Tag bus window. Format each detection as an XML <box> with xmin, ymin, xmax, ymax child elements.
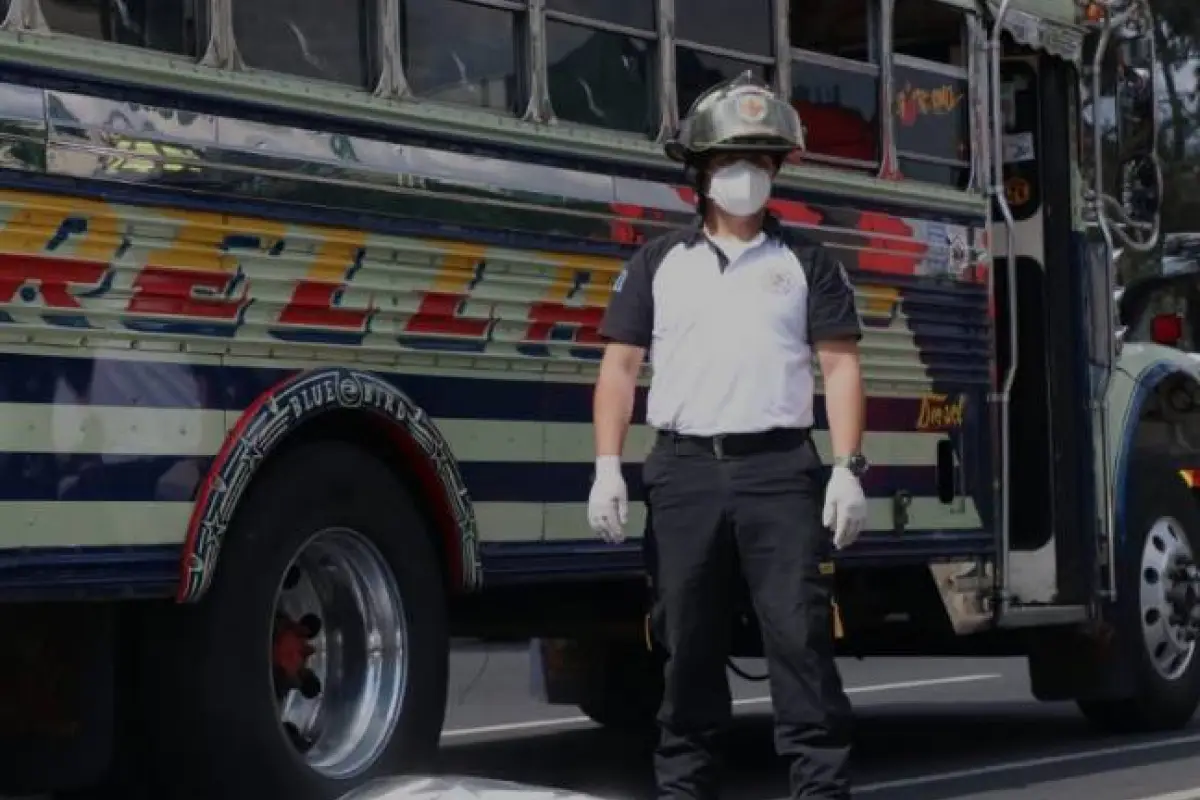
<box><xmin>676</xmin><ymin>0</ymin><xmax>773</xmax><ymax>114</ymax></box>
<box><xmin>401</xmin><ymin>0</ymin><xmax>522</xmax><ymax>114</ymax></box>
<box><xmin>788</xmin><ymin>0</ymin><xmax>879</xmax><ymax>169</ymax></box>
<box><xmin>234</xmin><ymin>0</ymin><xmax>375</xmax><ymax>89</ymax></box>
<box><xmin>546</xmin><ymin>1</ymin><xmax>657</xmax><ymax>135</ymax></box>
<box><xmin>891</xmin><ymin>0</ymin><xmax>970</xmax><ymax>188</ymax></box>
<box><xmin>40</xmin><ymin>0</ymin><xmax>199</xmax><ymax>58</ymax></box>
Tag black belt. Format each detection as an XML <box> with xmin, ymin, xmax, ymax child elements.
<box><xmin>656</xmin><ymin>427</ymin><xmax>810</xmax><ymax>458</ymax></box>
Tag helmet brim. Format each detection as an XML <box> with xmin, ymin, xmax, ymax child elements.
<box><xmin>665</xmin><ymin>135</ymin><xmax>799</xmax><ymax>164</ymax></box>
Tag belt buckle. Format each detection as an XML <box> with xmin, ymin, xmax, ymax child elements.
<box><xmin>712</xmin><ymin>434</ymin><xmax>726</xmax><ymax>460</ymax></box>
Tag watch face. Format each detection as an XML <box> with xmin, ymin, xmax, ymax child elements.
<box><xmin>845</xmin><ymin>454</ymin><xmax>869</xmax><ymax>474</ymax></box>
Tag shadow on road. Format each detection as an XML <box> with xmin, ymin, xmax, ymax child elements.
<box><xmin>436</xmin><ymin>702</ymin><xmax>1200</xmax><ymax>800</ymax></box>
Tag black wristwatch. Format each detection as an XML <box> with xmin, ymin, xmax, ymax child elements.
<box><xmin>833</xmin><ymin>453</ymin><xmax>869</xmax><ymax>477</ymax></box>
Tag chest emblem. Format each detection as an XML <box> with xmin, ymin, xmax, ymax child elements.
<box><xmin>762</xmin><ymin>268</ymin><xmax>798</xmax><ymax>296</ymax></box>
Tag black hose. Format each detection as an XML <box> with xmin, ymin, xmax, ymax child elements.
<box><xmin>726</xmin><ymin>657</ymin><xmax>769</xmax><ymax>681</ymax></box>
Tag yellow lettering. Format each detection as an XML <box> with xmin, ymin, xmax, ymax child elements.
<box><xmin>917</xmin><ymin>393</ymin><xmax>966</xmax><ymax>430</ymax></box>
<box><xmin>894</xmin><ymin>83</ymin><xmax>964</xmax><ymax>123</ymax></box>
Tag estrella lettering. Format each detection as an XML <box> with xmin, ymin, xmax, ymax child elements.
<box><xmin>397</xmin><ymin>292</ymin><xmax>492</xmax><ymax>353</ymax></box>
<box><xmin>0</xmin><ymin>253</ymin><xmax>111</xmax><ymax>328</ymax></box>
<box><xmin>917</xmin><ymin>393</ymin><xmax>966</xmax><ymax>431</ymax></box>
<box><xmin>275</xmin><ymin>280</ymin><xmax>374</xmax><ymax>340</ymax></box>
<box><xmin>895</xmin><ymin>83</ymin><xmax>963</xmax><ymax>127</ymax></box>
<box><xmin>517</xmin><ymin>302</ymin><xmax>604</xmax><ymax>359</ymax></box>
<box><xmin>124</xmin><ymin>265</ymin><xmax>251</xmax><ymax>337</ymax></box>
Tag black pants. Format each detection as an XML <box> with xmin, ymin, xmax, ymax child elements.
<box><xmin>642</xmin><ymin>430</ymin><xmax>853</xmax><ymax>800</ymax></box>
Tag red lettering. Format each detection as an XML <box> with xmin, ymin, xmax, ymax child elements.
<box><xmin>525</xmin><ymin>302</ymin><xmax>603</xmax><ymax>344</ymax></box>
<box><xmin>0</xmin><ymin>254</ymin><xmax>108</xmax><ymax>309</ymax></box>
<box><xmin>403</xmin><ymin>292</ymin><xmax>490</xmax><ymax>338</ymax></box>
<box><xmin>857</xmin><ymin>212</ymin><xmax>927</xmax><ymax>275</ymax></box>
<box><xmin>609</xmin><ymin>203</ymin><xmax>646</xmax><ymax>245</ymax></box>
<box><xmin>126</xmin><ymin>266</ymin><xmax>247</xmax><ymax>319</ymax></box>
<box><xmin>277</xmin><ymin>281</ymin><xmax>372</xmax><ymax>331</ymax></box>
<box><xmin>765</xmin><ymin>198</ymin><xmax>823</xmax><ymax>226</ymax></box>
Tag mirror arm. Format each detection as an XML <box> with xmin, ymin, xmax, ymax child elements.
<box><xmin>1090</xmin><ymin>0</ymin><xmax>1162</xmax><ymax>254</ymax></box>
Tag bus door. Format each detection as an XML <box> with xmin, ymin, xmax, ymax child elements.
<box><xmin>991</xmin><ymin>43</ymin><xmax>1095</xmax><ymax>617</ymax></box>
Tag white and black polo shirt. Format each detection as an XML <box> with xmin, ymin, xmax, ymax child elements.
<box><xmin>599</xmin><ymin>216</ymin><xmax>861</xmax><ymax>437</ymax></box>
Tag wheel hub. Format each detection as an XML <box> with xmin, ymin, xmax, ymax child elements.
<box><xmin>1140</xmin><ymin>517</ymin><xmax>1199</xmax><ymax>680</ymax></box>
<box><xmin>270</xmin><ymin>528</ymin><xmax>408</xmax><ymax>779</ymax></box>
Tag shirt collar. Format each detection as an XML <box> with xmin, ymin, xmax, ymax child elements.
<box><xmin>684</xmin><ymin>212</ymin><xmax>785</xmax><ymax>246</ymax></box>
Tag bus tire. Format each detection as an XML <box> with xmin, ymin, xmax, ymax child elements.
<box><xmin>1077</xmin><ymin>461</ymin><xmax>1200</xmax><ymax>733</ymax></box>
<box><xmin>148</xmin><ymin>440</ymin><xmax>449</xmax><ymax>799</ymax></box>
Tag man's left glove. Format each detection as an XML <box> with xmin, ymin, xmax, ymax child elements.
<box><xmin>822</xmin><ymin>465</ymin><xmax>868</xmax><ymax>550</ymax></box>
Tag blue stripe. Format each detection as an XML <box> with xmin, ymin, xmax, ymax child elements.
<box><xmin>479</xmin><ymin>532</ymin><xmax>995</xmax><ymax>585</ymax></box>
<box><xmin>0</xmin><ymin>544</ymin><xmax>177</xmax><ymax>599</ymax></box>
<box><xmin>0</xmin><ymin>454</ymin><xmax>937</xmax><ymax>504</ymax></box>
<box><xmin>0</xmin><ymin>352</ymin><xmax>927</xmax><ymax>429</ymax></box>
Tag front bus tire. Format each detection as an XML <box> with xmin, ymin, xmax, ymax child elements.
<box><xmin>145</xmin><ymin>440</ymin><xmax>449</xmax><ymax>800</ymax></box>
<box><xmin>1077</xmin><ymin>461</ymin><xmax>1200</xmax><ymax>733</ymax></box>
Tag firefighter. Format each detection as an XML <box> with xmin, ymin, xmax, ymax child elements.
<box><xmin>587</xmin><ymin>72</ymin><xmax>869</xmax><ymax>799</ymax></box>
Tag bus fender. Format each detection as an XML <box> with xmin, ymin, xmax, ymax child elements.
<box><xmin>175</xmin><ymin>366</ymin><xmax>481</xmax><ymax>603</ymax></box>
<box><xmin>1109</xmin><ymin>347</ymin><xmax>1200</xmax><ymax>547</ymax></box>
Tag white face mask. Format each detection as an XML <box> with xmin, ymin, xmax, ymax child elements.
<box><xmin>706</xmin><ymin>161</ymin><xmax>773</xmax><ymax>217</ymax></box>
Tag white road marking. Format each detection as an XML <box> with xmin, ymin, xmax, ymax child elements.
<box><xmin>856</xmin><ymin>730</ymin><xmax>1200</xmax><ymax>793</ymax></box>
<box><xmin>1123</xmin><ymin>790</ymin><xmax>1200</xmax><ymax>800</ymax></box>
<box><xmin>441</xmin><ymin>672</ymin><xmax>1001</xmax><ymax>739</ymax></box>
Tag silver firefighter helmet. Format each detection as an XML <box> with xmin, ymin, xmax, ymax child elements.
<box><xmin>665</xmin><ymin>71</ymin><xmax>805</xmax><ymax>163</ymax></box>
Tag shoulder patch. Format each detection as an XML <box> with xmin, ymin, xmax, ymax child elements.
<box><xmin>613</xmin><ymin>268</ymin><xmax>628</xmax><ymax>293</ymax></box>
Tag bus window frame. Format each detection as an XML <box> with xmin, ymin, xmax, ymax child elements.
<box><xmin>887</xmin><ymin>7</ymin><xmax>973</xmax><ymax>188</ymax></box>
<box><xmin>542</xmin><ymin>5</ymin><xmax>659</xmax><ymax>135</ymax></box>
<box><xmin>18</xmin><ymin>0</ymin><xmax>990</xmax><ymax>197</ymax></box>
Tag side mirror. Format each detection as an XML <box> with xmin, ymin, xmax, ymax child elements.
<box><xmin>1100</xmin><ymin>153</ymin><xmax>1162</xmax><ymax>251</ymax></box>
<box><xmin>1120</xmin><ymin>155</ymin><xmax>1159</xmax><ymax>223</ymax></box>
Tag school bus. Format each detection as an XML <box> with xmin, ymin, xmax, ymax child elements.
<box><xmin>0</xmin><ymin>0</ymin><xmax>1191</xmax><ymax>798</ymax></box>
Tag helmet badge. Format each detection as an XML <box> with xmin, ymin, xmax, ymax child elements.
<box><xmin>735</xmin><ymin>93</ymin><xmax>769</xmax><ymax>123</ymax></box>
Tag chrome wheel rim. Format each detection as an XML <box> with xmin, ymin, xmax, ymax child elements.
<box><xmin>1140</xmin><ymin>516</ymin><xmax>1199</xmax><ymax>681</ymax></box>
<box><xmin>271</xmin><ymin>527</ymin><xmax>408</xmax><ymax>779</ymax></box>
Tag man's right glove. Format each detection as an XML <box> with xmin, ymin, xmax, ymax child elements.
<box><xmin>587</xmin><ymin>455</ymin><xmax>628</xmax><ymax>544</ymax></box>
<box><xmin>822</xmin><ymin>465</ymin><xmax>868</xmax><ymax>550</ymax></box>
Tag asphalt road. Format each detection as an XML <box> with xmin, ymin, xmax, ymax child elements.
<box><xmin>437</xmin><ymin>645</ymin><xmax>1200</xmax><ymax>800</ymax></box>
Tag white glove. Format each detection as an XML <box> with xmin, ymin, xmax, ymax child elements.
<box><xmin>587</xmin><ymin>455</ymin><xmax>628</xmax><ymax>544</ymax></box>
<box><xmin>823</xmin><ymin>465</ymin><xmax>868</xmax><ymax>550</ymax></box>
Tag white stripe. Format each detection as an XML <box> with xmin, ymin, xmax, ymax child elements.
<box><xmin>0</xmin><ymin>406</ymin><xmax>945</xmax><ymax>471</ymax></box>
<box><xmin>1120</xmin><ymin>791</ymin><xmax>1200</xmax><ymax>800</ymax></box>
<box><xmin>0</xmin><ymin>502</ymin><xmax>190</xmax><ymax>547</ymax></box>
<box><xmin>856</xmin><ymin>730</ymin><xmax>1200</xmax><ymax>794</ymax></box>
<box><xmin>0</xmin><ymin>404</ymin><xmax>225</xmax><ymax>456</ymax></box>
<box><xmin>437</xmin><ymin>420</ymin><xmax>952</xmax><ymax>467</ymax></box>
<box><xmin>441</xmin><ymin>673</ymin><xmax>1000</xmax><ymax>739</ymax></box>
